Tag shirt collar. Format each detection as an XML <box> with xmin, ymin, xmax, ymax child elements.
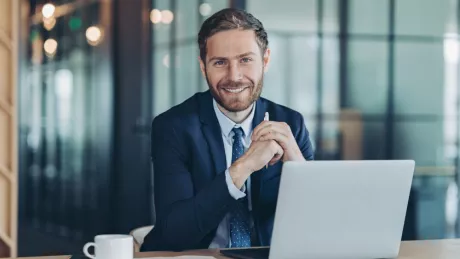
<box><xmin>213</xmin><ymin>99</ymin><xmax>256</xmax><ymax>138</ymax></box>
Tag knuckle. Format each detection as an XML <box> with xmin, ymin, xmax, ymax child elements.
<box><xmin>270</xmin><ymin>141</ymin><xmax>279</xmax><ymax>151</ymax></box>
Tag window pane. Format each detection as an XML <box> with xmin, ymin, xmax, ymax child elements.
<box><xmin>347</xmin><ymin>40</ymin><xmax>388</xmax><ymax>114</ymax></box>
<box><xmin>263</xmin><ymin>34</ymin><xmax>318</xmax><ymax>114</ymax></box>
<box><xmin>176</xmin><ymin>0</ymin><xmax>199</xmax><ymax>41</ymax></box>
<box><xmin>323</xmin><ymin>0</ymin><xmax>339</xmax><ymax>34</ymax></box>
<box><xmin>396</xmin><ymin>0</ymin><xmax>456</xmax><ymax>36</ymax></box>
<box><xmin>290</xmin><ymin>36</ymin><xmax>318</xmax><ymax>115</ymax></box>
<box><xmin>412</xmin><ymin>175</ymin><xmax>452</xmax><ymax>239</ymax></box>
<box><xmin>349</xmin><ymin>0</ymin><xmax>389</xmax><ymax>35</ymax></box>
<box><xmin>394</xmin><ymin>42</ymin><xmax>444</xmax><ymax>115</ymax></box>
<box><xmin>361</xmin><ymin>121</ymin><xmax>386</xmax><ymax>159</ymax></box>
<box><xmin>153</xmin><ymin>48</ymin><xmax>171</xmax><ymax>116</ymax></box>
<box><xmin>247</xmin><ymin>0</ymin><xmax>317</xmax><ymax>32</ymax></box>
<box><xmin>322</xmin><ymin>37</ymin><xmax>339</xmax><ymax>114</ymax></box>
<box><xmin>262</xmin><ymin>34</ymin><xmax>289</xmax><ymax>106</ymax></box>
<box><xmin>152</xmin><ymin>0</ymin><xmax>172</xmax><ymax>46</ymax></box>
<box><xmin>393</xmin><ymin>122</ymin><xmax>444</xmax><ymax>166</ymax></box>
<box><xmin>174</xmin><ymin>44</ymin><xmax>200</xmax><ymax>105</ymax></box>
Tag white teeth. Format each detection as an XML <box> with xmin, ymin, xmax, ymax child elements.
<box><xmin>224</xmin><ymin>88</ymin><xmax>244</xmax><ymax>93</ymax></box>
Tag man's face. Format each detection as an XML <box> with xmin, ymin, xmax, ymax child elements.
<box><xmin>200</xmin><ymin>29</ymin><xmax>270</xmax><ymax>112</ymax></box>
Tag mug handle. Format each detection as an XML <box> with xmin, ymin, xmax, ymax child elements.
<box><xmin>83</xmin><ymin>242</ymin><xmax>96</xmax><ymax>259</ymax></box>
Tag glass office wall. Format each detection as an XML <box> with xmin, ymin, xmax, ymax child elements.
<box><xmin>19</xmin><ymin>0</ymin><xmax>114</xmax><ymax>252</ymax></box>
<box><xmin>151</xmin><ymin>0</ymin><xmax>460</xmax><ymax>239</ymax></box>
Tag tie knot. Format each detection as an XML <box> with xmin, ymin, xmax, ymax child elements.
<box><xmin>232</xmin><ymin>127</ymin><xmax>244</xmax><ymax>138</ymax></box>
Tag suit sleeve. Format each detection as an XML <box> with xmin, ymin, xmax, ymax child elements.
<box><xmin>296</xmin><ymin>113</ymin><xmax>314</xmax><ymax>161</ymax></box>
<box><xmin>141</xmin><ymin>117</ymin><xmax>235</xmax><ymax>251</ymax></box>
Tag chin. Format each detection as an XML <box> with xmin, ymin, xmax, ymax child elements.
<box><xmin>220</xmin><ymin>100</ymin><xmax>254</xmax><ymax>113</ymax></box>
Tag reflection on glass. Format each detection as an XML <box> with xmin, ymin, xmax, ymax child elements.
<box><xmin>55</xmin><ymin>69</ymin><xmax>73</xmax><ymax>135</ymax></box>
<box><xmin>199</xmin><ymin>3</ymin><xmax>212</xmax><ymax>17</ymax></box>
<box><xmin>443</xmin><ymin>35</ymin><xmax>459</xmax><ymax>164</ymax></box>
<box><xmin>43</xmin><ymin>38</ymin><xmax>58</xmax><ymax>57</ymax></box>
<box><xmin>161</xmin><ymin>10</ymin><xmax>174</xmax><ymax>24</ymax></box>
<box><xmin>41</xmin><ymin>3</ymin><xmax>55</xmax><ymax>19</ymax></box>
<box><xmin>21</xmin><ymin>0</ymin><xmax>112</xmax><ymax>243</ymax></box>
<box><xmin>150</xmin><ymin>9</ymin><xmax>162</xmax><ymax>24</ymax></box>
<box><xmin>43</xmin><ymin>17</ymin><xmax>56</xmax><ymax>31</ymax></box>
<box><xmin>86</xmin><ymin>26</ymin><xmax>103</xmax><ymax>46</ymax></box>
<box><xmin>445</xmin><ymin>180</ymin><xmax>458</xmax><ymax>238</ymax></box>
<box><xmin>443</xmin><ymin>34</ymin><xmax>459</xmax><ymax>64</ymax></box>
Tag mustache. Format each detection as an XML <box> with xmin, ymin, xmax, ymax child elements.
<box><xmin>218</xmin><ymin>80</ymin><xmax>253</xmax><ymax>89</ymax></box>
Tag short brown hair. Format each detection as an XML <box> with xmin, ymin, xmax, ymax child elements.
<box><xmin>198</xmin><ymin>8</ymin><xmax>268</xmax><ymax>62</ymax></box>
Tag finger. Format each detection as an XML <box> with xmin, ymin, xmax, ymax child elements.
<box><xmin>252</xmin><ymin>121</ymin><xmax>271</xmax><ymax>141</ymax></box>
<box><xmin>269</xmin><ymin>145</ymin><xmax>284</xmax><ymax>165</ymax></box>
<box><xmin>254</xmin><ymin>125</ymin><xmax>289</xmax><ymax>141</ymax></box>
<box><xmin>258</xmin><ymin>132</ymin><xmax>290</xmax><ymax>148</ymax></box>
<box><xmin>253</xmin><ymin>122</ymin><xmax>290</xmax><ymax>141</ymax></box>
<box><xmin>270</xmin><ymin>140</ymin><xmax>284</xmax><ymax>156</ymax></box>
<box><xmin>253</xmin><ymin>124</ymin><xmax>276</xmax><ymax>141</ymax></box>
<box><xmin>269</xmin><ymin>153</ymin><xmax>283</xmax><ymax>165</ymax></box>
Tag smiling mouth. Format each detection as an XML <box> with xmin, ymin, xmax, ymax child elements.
<box><xmin>223</xmin><ymin>87</ymin><xmax>247</xmax><ymax>93</ymax></box>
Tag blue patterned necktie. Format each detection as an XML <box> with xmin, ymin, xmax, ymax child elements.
<box><xmin>229</xmin><ymin>127</ymin><xmax>252</xmax><ymax>248</ymax></box>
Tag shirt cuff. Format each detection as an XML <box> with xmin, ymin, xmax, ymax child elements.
<box><xmin>224</xmin><ymin>169</ymin><xmax>246</xmax><ymax>200</ymax></box>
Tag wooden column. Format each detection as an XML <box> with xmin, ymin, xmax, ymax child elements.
<box><xmin>0</xmin><ymin>0</ymin><xmax>18</xmax><ymax>257</ymax></box>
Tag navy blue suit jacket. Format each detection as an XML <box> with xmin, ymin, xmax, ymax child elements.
<box><xmin>141</xmin><ymin>91</ymin><xmax>314</xmax><ymax>252</ymax></box>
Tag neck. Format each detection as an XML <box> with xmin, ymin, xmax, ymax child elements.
<box><xmin>217</xmin><ymin>103</ymin><xmax>254</xmax><ymax>124</ymax></box>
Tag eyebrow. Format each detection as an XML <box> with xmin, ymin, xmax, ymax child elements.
<box><xmin>207</xmin><ymin>51</ymin><xmax>257</xmax><ymax>64</ymax></box>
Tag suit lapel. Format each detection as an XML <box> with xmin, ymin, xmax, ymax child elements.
<box><xmin>198</xmin><ymin>91</ymin><xmax>227</xmax><ymax>176</ymax></box>
<box><xmin>252</xmin><ymin>97</ymin><xmax>266</xmax><ymax>130</ymax></box>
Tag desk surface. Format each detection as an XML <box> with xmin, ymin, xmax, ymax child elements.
<box><xmin>8</xmin><ymin>239</ymin><xmax>460</xmax><ymax>259</ymax></box>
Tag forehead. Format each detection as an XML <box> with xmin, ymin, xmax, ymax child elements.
<box><xmin>206</xmin><ymin>29</ymin><xmax>261</xmax><ymax>59</ymax></box>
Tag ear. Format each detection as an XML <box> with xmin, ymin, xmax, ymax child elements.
<box><xmin>199</xmin><ymin>57</ymin><xmax>206</xmax><ymax>78</ymax></box>
<box><xmin>263</xmin><ymin>48</ymin><xmax>271</xmax><ymax>73</ymax></box>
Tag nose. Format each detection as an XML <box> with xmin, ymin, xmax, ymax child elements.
<box><xmin>228</xmin><ymin>62</ymin><xmax>243</xmax><ymax>81</ymax></box>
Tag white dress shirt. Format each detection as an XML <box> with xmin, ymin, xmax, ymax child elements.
<box><xmin>208</xmin><ymin>99</ymin><xmax>255</xmax><ymax>248</ymax></box>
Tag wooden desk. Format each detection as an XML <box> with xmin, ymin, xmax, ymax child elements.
<box><xmin>6</xmin><ymin>239</ymin><xmax>460</xmax><ymax>259</ymax></box>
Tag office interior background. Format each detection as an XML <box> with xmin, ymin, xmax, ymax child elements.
<box><xmin>1</xmin><ymin>0</ymin><xmax>460</xmax><ymax>257</ymax></box>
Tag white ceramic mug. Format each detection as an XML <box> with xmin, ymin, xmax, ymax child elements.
<box><xmin>83</xmin><ymin>234</ymin><xmax>133</xmax><ymax>259</ymax></box>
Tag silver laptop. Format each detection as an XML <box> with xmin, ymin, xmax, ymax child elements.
<box><xmin>270</xmin><ymin>160</ymin><xmax>415</xmax><ymax>259</ymax></box>
<box><xmin>221</xmin><ymin>160</ymin><xmax>415</xmax><ymax>259</ymax></box>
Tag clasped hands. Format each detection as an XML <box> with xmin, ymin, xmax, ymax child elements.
<box><xmin>229</xmin><ymin>121</ymin><xmax>305</xmax><ymax>188</ymax></box>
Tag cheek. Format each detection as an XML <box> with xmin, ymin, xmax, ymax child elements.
<box><xmin>206</xmin><ymin>69</ymin><xmax>226</xmax><ymax>87</ymax></box>
<box><xmin>242</xmin><ymin>66</ymin><xmax>262</xmax><ymax>82</ymax></box>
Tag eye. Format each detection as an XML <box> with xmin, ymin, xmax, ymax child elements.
<box><xmin>214</xmin><ymin>60</ymin><xmax>226</xmax><ymax>66</ymax></box>
<box><xmin>241</xmin><ymin>57</ymin><xmax>252</xmax><ymax>63</ymax></box>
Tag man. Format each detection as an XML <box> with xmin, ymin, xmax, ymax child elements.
<box><xmin>142</xmin><ymin>8</ymin><xmax>314</xmax><ymax>252</ymax></box>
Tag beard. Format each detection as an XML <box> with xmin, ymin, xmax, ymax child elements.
<box><xmin>206</xmin><ymin>71</ymin><xmax>264</xmax><ymax>113</ymax></box>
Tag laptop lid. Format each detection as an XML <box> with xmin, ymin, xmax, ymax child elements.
<box><xmin>269</xmin><ymin>160</ymin><xmax>415</xmax><ymax>259</ymax></box>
